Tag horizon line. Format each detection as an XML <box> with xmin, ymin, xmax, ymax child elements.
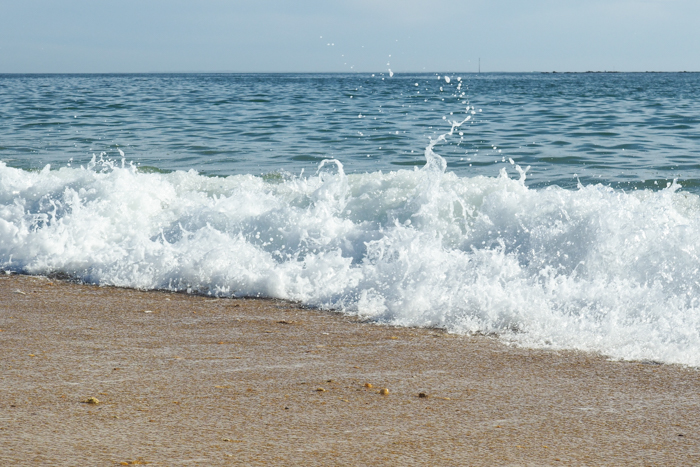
<box><xmin>1</xmin><ymin>70</ymin><xmax>699</xmax><ymax>75</ymax></box>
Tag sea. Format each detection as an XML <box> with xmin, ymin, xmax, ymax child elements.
<box><xmin>2</xmin><ymin>72</ymin><xmax>700</xmax><ymax>366</ymax></box>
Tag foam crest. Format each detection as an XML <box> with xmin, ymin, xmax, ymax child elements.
<box><xmin>2</xmin><ymin>158</ymin><xmax>700</xmax><ymax>366</ymax></box>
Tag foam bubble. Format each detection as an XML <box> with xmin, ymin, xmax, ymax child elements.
<box><xmin>2</xmin><ymin>155</ymin><xmax>700</xmax><ymax>366</ymax></box>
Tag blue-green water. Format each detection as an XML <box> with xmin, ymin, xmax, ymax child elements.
<box><xmin>2</xmin><ymin>72</ymin><xmax>699</xmax><ymax>190</ymax></box>
<box><xmin>2</xmin><ymin>73</ymin><xmax>700</xmax><ymax>366</ymax></box>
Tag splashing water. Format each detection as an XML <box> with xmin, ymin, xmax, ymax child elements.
<box><xmin>2</xmin><ymin>73</ymin><xmax>700</xmax><ymax>366</ymax></box>
<box><xmin>2</xmin><ymin>131</ymin><xmax>700</xmax><ymax>366</ymax></box>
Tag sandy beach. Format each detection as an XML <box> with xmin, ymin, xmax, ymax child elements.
<box><xmin>1</xmin><ymin>273</ymin><xmax>699</xmax><ymax>466</ymax></box>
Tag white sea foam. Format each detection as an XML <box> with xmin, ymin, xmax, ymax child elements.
<box><xmin>2</xmin><ymin>153</ymin><xmax>700</xmax><ymax>366</ymax></box>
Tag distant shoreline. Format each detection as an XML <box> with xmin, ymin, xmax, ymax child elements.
<box><xmin>1</xmin><ymin>71</ymin><xmax>699</xmax><ymax>76</ymax></box>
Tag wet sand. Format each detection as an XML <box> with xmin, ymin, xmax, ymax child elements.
<box><xmin>1</xmin><ymin>274</ymin><xmax>699</xmax><ymax>466</ymax></box>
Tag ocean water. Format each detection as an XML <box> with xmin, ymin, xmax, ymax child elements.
<box><xmin>2</xmin><ymin>73</ymin><xmax>700</xmax><ymax>366</ymax></box>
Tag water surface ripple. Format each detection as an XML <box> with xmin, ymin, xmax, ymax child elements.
<box><xmin>2</xmin><ymin>72</ymin><xmax>699</xmax><ymax>191</ymax></box>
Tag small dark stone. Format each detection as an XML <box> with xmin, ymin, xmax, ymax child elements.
<box><xmin>418</xmin><ymin>392</ymin><xmax>428</xmax><ymax>398</ymax></box>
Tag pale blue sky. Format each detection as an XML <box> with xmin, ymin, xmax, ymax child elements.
<box><xmin>1</xmin><ymin>0</ymin><xmax>698</xmax><ymax>73</ymax></box>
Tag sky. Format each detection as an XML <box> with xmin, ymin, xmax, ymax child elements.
<box><xmin>1</xmin><ymin>0</ymin><xmax>699</xmax><ymax>73</ymax></box>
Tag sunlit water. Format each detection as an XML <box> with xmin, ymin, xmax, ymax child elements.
<box><xmin>2</xmin><ymin>73</ymin><xmax>700</xmax><ymax>366</ymax></box>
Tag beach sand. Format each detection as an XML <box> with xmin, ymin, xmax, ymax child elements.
<box><xmin>1</xmin><ymin>274</ymin><xmax>699</xmax><ymax>466</ymax></box>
